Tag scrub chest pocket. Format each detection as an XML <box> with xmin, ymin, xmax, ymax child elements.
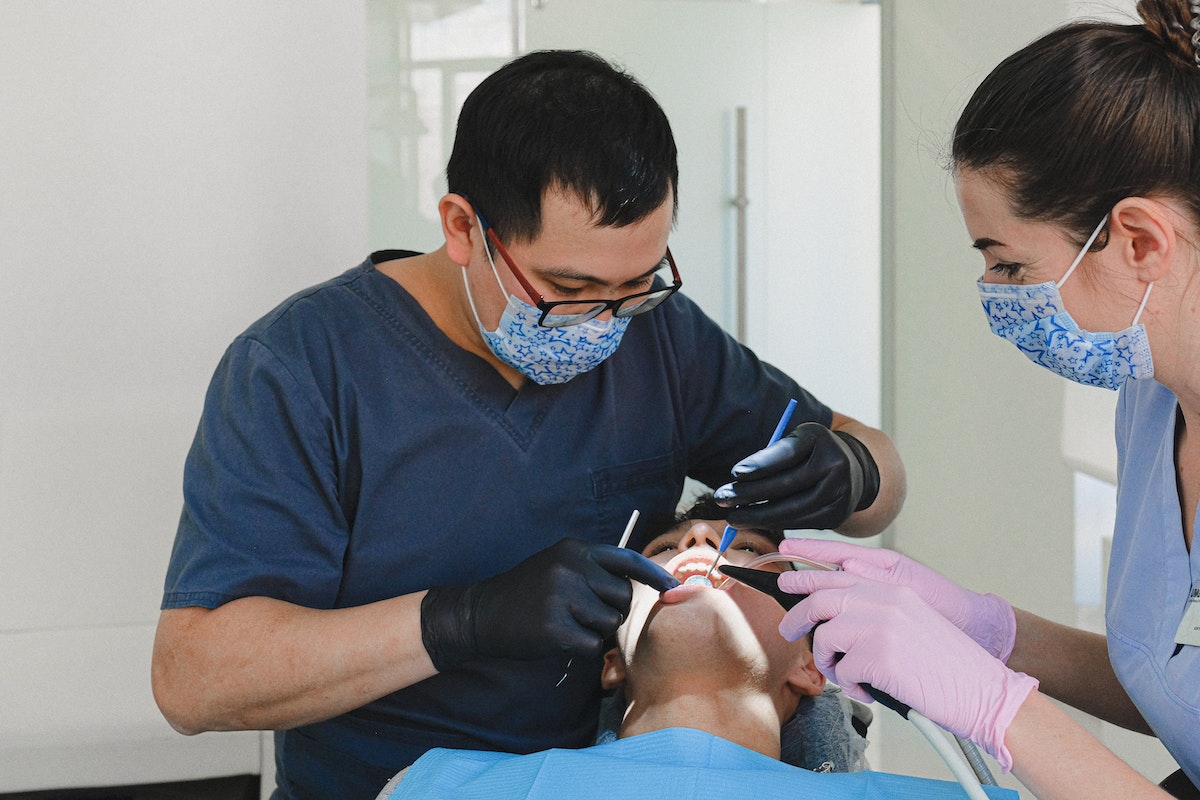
<box><xmin>591</xmin><ymin>450</ymin><xmax>684</xmax><ymax>544</ymax></box>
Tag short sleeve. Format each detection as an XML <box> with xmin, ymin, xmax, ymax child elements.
<box><xmin>162</xmin><ymin>336</ymin><xmax>349</xmax><ymax>610</ymax></box>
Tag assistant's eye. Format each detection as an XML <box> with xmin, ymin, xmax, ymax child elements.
<box><xmin>989</xmin><ymin>262</ymin><xmax>1021</xmax><ymax>278</ymax></box>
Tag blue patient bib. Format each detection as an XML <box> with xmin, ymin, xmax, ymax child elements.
<box><xmin>380</xmin><ymin>728</ymin><xmax>1017</xmax><ymax>800</ymax></box>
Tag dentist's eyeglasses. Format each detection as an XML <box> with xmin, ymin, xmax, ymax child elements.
<box><xmin>479</xmin><ymin>217</ymin><xmax>682</xmax><ymax>329</ymax></box>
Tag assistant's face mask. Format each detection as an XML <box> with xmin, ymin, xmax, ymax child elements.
<box><xmin>977</xmin><ymin>215</ymin><xmax>1154</xmax><ymax>390</ymax></box>
<box><xmin>461</xmin><ymin>219</ymin><xmax>629</xmax><ymax>385</ymax></box>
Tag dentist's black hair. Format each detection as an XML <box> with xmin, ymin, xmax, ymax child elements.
<box><xmin>952</xmin><ymin>0</ymin><xmax>1200</xmax><ymax>247</ymax></box>
<box><xmin>446</xmin><ymin>49</ymin><xmax>678</xmax><ymax>243</ymax></box>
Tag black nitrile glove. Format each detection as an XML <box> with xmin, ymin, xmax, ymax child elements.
<box><xmin>713</xmin><ymin>422</ymin><xmax>880</xmax><ymax>530</ymax></box>
<box><xmin>420</xmin><ymin>537</ymin><xmax>679</xmax><ymax>672</ymax></box>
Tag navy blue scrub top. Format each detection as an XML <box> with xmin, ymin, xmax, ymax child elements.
<box><xmin>163</xmin><ymin>251</ymin><xmax>831</xmax><ymax>799</ymax></box>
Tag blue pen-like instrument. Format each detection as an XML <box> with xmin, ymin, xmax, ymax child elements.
<box><xmin>699</xmin><ymin>398</ymin><xmax>798</xmax><ymax>583</ymax></box>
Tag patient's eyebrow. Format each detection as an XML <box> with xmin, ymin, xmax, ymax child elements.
<box><xmin>972</xmin><ymin>237</ymin><xmax>1004</xmax><ymax>251</ymax></box>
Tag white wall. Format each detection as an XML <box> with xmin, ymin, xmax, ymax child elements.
<box><xmin>759</xmin><ymin>2</ymin><xmax>881</xmax><ymax>427</ymax></box>
<box><xmin>0</xmin><ymin>2</ymin><xmax>368</xmax><ymax>792</ymax></box>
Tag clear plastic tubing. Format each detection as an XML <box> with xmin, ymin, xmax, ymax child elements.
<box><xmin>717</xmin><ymin>552</ymin><xmax>840</xmax><ymax>590</ymax></box>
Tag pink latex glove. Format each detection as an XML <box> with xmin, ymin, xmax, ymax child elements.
<box><xmin>778</xmin><ymin>569</ymin><xmax>1038</xmax><ymax>772</ymax></box>
<box><xmin>779</xmin><ymin>538</ymin><xmax>1017</xmax><ymax>661</ymax></box>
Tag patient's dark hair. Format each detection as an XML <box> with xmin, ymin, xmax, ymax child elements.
<box><xmin>674</xmin><ymin>492</ymin><xmax>786</xmax><ymax>548</ymax></box>
<box><xmin>446</xmin><ymin>49</ymin><xmax>678</xmax><ymax>243</ymax></box>
<box><xmin>952</xmin><ymin>0</ymin><xmax>1200</xmax><ymax>247</ymax></box>
<box><xmin>627</xmin><ymin>492</ymin><xmax>786</xmax><ymax>554</ymax></box>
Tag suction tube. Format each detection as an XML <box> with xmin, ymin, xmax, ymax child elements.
<box><xmin>715</xmin><ymin>551</ymin><xmax>839</xmax><ymax>588</ymax></box>
<box><xmin>910</xmin><ymin>711</ymin><xmax>993</xmax><ymax>800</ymax></box>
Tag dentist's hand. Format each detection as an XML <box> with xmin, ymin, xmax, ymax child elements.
<box><xmin>714</xmin><ymin>423</ymin><xmax>880</xmax><ymax>531</ymax></box>
<box><xmin>778</xmin><ymin>539</ymin><xmax>1016</xmax><ymax>661</ymax></box>
<box><xmin>778</xmin><ymin>570</ymin><xmax>1038</xmax><ymax>772</ymax></box>
<box><xmin>420</xmin><ymin>538</ymin><xmax>679</xmax><ymax>670</ymax></box>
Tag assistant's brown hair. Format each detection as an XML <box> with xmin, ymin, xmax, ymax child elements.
<box><xmin>952</xmin><ymin>0</ymin><xmax>1200</xmax><ymax>247</ymax></box>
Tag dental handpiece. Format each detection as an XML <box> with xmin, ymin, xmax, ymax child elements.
<box><xmin>700</xmin><ymin>398</ymin><xmax>798</xmax><ymax>584</ymax></box>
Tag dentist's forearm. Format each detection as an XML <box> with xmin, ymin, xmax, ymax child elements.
<box><xmin>151</xmin><ymin>592</ymin><xmax>436</xmax><ymax>733</ymax></box>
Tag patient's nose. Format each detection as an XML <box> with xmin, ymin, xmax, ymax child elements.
<box><xmin>678</xmin><ymin>521</ymin><xmax>722</xmax><ymax>551</ymax></box>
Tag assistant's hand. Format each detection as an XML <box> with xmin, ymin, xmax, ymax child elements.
<box><xmin>778</xmin><ymin>539</ymin><xmax>1016</xmax><ymax>661</ymax></box>
<box><xmin>713</xmin><ymin>422</ymin><xmax>880</xmax><ymax>530</ymax></box>
<box><xmin>420</xmin><ymin>538</ymin><xmax>679</xmax><ymax>671</ymax></box>
<box><xmin>777</xmin><ymin>570</ymin><xmax>1038</xmax><ymax>771</ymax></box>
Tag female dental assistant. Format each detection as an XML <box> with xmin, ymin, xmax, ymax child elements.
<box><xmin>773</xmin><ymin>2</ymin><xmax>1200</xmax><ymax>800</ymax></box>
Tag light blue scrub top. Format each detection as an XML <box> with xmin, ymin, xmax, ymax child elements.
<box><xmin>377</xmin><ymin>728</ymin><xmax>1017</xmax><ymax>800</ymax></box>
<box><xmin>1109</xmin><ymin>378</ymin><xmax>1200</xmax><ymax>785</ymax></box>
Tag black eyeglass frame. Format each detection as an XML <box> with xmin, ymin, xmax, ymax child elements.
<box><xmin>477</xmin><ymin>214</ymin><xmax>682</xmax><ymax>328</ymax></box>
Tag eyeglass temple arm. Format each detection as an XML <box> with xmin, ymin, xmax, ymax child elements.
<box><xmin>664</xmin><ymin>248</ymin><xmax>682</xmax><ymax>286</ymax></box>
<box><xmin>479</xmin><ymin>213</ymin><xmax>682</xmax><ymax>307</ymax></box>
<box><xmin>481</xmin><ymin>225</ymin><xmax>544</xmax><ymax>304</ymax></box>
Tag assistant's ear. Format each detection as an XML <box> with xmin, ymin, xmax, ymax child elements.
<box><xmin>439</xmin><ymin>193</ymin><xmax>481</xmax><ymax>267</ymax></box>
<box><xmin>1109</xmin><ymin>198</ymin><xmax>1178</xmax><ymax>284</ymax></box>
<box><xmin>601</xmin><ymin>647</ymin><xmax>627</xmax><ymax>691</ymax></box>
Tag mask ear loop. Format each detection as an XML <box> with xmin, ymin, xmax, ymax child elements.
<box><xmin>1056</xmin><ymin>214</ymin><xmax>1155</xmax><ymax>327</ymax></box>
<box><xmin>1056</xmin><ymin>215</ymin><xmax>1110</xmax><ymax>289</ymax></box>
<box><xmin>476</xmin><ymin>215</ymin><xmax>510</xmax><ymax>294</ymax></box>
<box><xmin>460</xmin><ymin>265</ymin><xmax>490</xmax><ymax>333</ymax></box>
<box><xmin>1131</xmin><ymin>282</ymin><xmax>1154</xmax><ymax>327</ymax></box>
<box><xmin>460</xmin><ymin>215</ymin><xmax>515</xmax><ymax>335</ymax></box>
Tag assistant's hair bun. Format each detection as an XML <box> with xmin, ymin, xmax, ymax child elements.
<box><xmin>1138</xmin><ymin>0</ymin><xmax>1200</xmax><ymax>69</ymax></box>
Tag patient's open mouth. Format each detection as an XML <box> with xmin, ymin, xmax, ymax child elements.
<box><xmin>671</xmin><ymin>557</ymin><xmax>727</xmax><ymax>589</ymax></box>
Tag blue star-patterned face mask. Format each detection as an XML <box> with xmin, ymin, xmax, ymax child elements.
<box><xmin>461</xmin><ymin>221</ymin><xmax>630</xmax><ymax>385</ymax></box>
<box><xmin>977</xmin><ymin>216</ymin><xmax>1154</xmax><ymax>390</ymax></box>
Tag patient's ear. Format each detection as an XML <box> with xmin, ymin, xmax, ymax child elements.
<box><xmin>785</xmin><ymin>648</ymin><xmax>826</xmax><ymax>698</ymax></box>
<box><xmin>601</xmin><ymin>647</ymin><xmax>627</xmax><ymax>690</ymax></box>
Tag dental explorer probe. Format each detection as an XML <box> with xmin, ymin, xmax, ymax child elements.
<box><xmin>616</xmin><ymin>509</ymin><xmax>640</xmax><ymax>550</ymax></box>
<box><xmin>700</xmin><ymin>398</ymin><xmax>798</xmax><ymax>584</ymax></box>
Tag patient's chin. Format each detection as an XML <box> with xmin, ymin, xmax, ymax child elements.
<box><xmin>633</xmin><ymin>590</ymin><xmax>773</xmax><ymax>673</ymax></box>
